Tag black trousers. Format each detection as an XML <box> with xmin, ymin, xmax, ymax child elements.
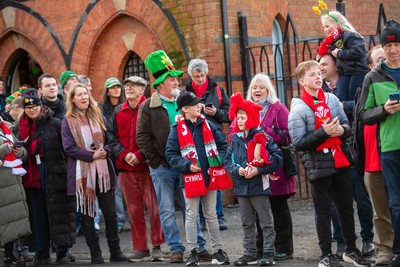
<box><xmin>311</xmin><ymin>168</ymin><xmax>357</xmax><ymax>257</ymax></box>
<box><xmin>81</xmin><ymin>187</ymin><xmax>118</xmax><ymax>245</ymax></box>
<box><xmin>270</xmin><ymin>195</ymin><xmax>294</xmax><ymax>255</ymax></box>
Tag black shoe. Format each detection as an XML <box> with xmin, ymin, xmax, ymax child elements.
<box><xmin>259</xmin><ymin>253</ymin><xmax>275</xmax><ymax>266</ymax></box>
<box><xmin>56</xmin><ymin>251</ymin><xmax>68</xmax><ymax>264</ymax></box>
<box><xmin>219</xmin><ymin>218</ymin><xmax>228</xmax><ymax>231</ymax></box>
<box><xmin>391</xmin><ymin>254</ymin><xmax>400</xmax><ymax>267</ymax></box>
<box><xmin>335</xmin><ymin>243</ymin><xmax>346</xmax><ymax>259</ymax></box>
<box><xmin>212</xmin><ymin>249</ymin><xmax>230</xmax><ymax>265</ymax></box>
<box><xmin>198</xmin><ymin>249</ymin><xmax>213</xmax><ymax>262</ymax></box>
<box><xmin>4</xmin><ymin>257</ymin><xmax>26</xmax><ymax>267</ymax></box>
<box><xmin>319</xmin><ymin>254</ymin><xmax>343</xmax><ymax>267</ymax></box>
<box><xmin>110</xmin><ymin>251</ymin><xmax>129</xmax><ymax>262</ymax></box>
<box><xmin>234</xmin><ymin>255</ymin><xmax>258</xmax><ymax>266</ymax></box>
<box><xmin>186</xmin><ymin>249</ymin><xmax>199</xmax><ymax>266</ymax></box>
<box><xmin>274</xmin><ymin>252</ymin><xmax>293</xmax><ymax>261</ymax></box>
<box><xmin>343</xmin><ymin>249</ymin><xmax>371</xmax><ymax>266</ymax></box>
<box><xmin>361</xmin><ymin>241</ymin><xmax>375</xmax><ymax>257</ymax></box>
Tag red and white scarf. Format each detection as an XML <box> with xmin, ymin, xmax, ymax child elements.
<box><xmin>301</xmin><ymin>89</ymin><xmax>350</xmax><ymax>168</ymax></box>
<box><xmin>0</xmin><ymin>121</ymin><xmax>26</xmax><ymax>176</ymax></box>
<box><xmin>177</xmin><ymin>115</ymin><xmax>231</xmax><ymax>197</ymax></box>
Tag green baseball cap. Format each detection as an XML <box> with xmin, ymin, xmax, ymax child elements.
<box><xmin>104</xmin><ymin>77</ymin><xmax>121</xmax><ymax>89</ymax></box>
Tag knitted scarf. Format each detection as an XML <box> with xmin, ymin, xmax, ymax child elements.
<box><xmin>177</xmin><ymin>115</ymin><xmax>231</xmax><ymax>197</ymax></box>
<box><xmin>66</xmin><ymin>115</ymin><xmax>110</xmax><ymax>217</ymax></box>
<box><xmin>18</xmin><ymin>115</ymin><xmax>42</xmax><ymax>188</ymax></box>
<box><xmin>301</xmin><ymin>89</ymin><xmax>350</xmax><ymax>168</ymax></box>
<box><xmin>191</xmin><ymin>77</ymin><xmax>209</xmax><ymax>98</ymax></box>
<box><xmin>0</xmin><ymin>121</ymin><xmax>26</xmax><ymax>176</ymax></box>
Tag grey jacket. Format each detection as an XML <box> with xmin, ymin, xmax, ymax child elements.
<box><xmin>288</xmin><ymin>93</ymin><xmax>351</xmax><ymax>182</ymax></box>
<box><xmin>0</xmin><ymin>126</ymin><xmax>31</xmax><ymax>244</ymax></box>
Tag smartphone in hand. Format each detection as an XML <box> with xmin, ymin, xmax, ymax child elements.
<box><xmin>389</xmin><ymin>92</ymin><xmax>400</xmax><ymax>102</ymax></box>
<box><xmin>205</xmin><ymin>103</ymin><xmax>213</xmax><ymax>108</ymax></box>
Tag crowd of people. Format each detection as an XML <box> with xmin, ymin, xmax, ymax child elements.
<box><xmin>0</xmin><ymin>7</ymin><xmax>399</xmax><ymax>267</ymax></box>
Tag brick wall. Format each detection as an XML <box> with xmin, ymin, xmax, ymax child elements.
<box><xmin>0</xmin><ymin>0</ymin><xmax>398</xmax><ymax>201</ymax></box>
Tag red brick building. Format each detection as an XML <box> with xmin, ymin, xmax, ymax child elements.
<box><xmin>0</xmin><ymin>0</ymin><xmax>398</xmax><ymax>199</ymax></box>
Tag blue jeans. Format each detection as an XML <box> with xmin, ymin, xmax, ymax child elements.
<box><xmin>380</xmin><ymin>150</ymin><xmax>400</xmax><ymax>254</ymax></box>
<box><xmin>332</xmin><ymin>168</ymin><xmax>373</xmax><ymax>244</ymax></box>
<box><xmin>336</xmin><ymin>73</ymin><xmax>366</xmax><ymax>102</ymax></box>
<box><xmin>149</xmin><ymin>165</ymin><xmax>206</xmax><ymax>253</ymax></box>
<box><xmin>114</xmin><ymin>176</ymin><xmax>126</xmax><ymax>226</ymax></box>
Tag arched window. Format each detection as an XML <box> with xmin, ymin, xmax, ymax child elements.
<box><xmin>123</xmin><ymin>52</ymin><xmax>149</xmax><ymax>83</ymax></box>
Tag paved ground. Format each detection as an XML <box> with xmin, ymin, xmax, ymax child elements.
<box><xmin>1</xmin><ymin>199</ymin><xmax>371</xmax><ymax>266</ymax></box>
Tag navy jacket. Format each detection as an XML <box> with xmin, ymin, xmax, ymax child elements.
<box><xmin>165</xmin><ymin>117</ymin><xmax>227</xmax><ymax>188</ymax></box>
<box><xmin>225</xmin><ymin>128</ymin><xmax>283</xmax><ymax>196</ymax></box>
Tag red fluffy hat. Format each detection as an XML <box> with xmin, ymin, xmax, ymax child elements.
<box><xmin>228</xmin><ymin>93</ymin><xmax>263</xmax><ymax>132</ymax></box>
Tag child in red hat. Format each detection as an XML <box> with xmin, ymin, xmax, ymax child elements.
<box><xmin>225</xmin><ymin>92</ymin><xmax>283</xmax><ymax>266</ymax></box>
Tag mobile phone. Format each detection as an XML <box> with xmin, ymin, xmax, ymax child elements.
<box><xmin>90</xmin><ymin>141</ymin><xmax>100</xmax><ymax>150</ymax></box>
<box><xmin>13</xmin><ymin>141</ymin><xmax>25</xmax><ymax>148</ymax></box>
<box><xmin>205</xmin><ymin>103</ymin><xmax>213</xmax><ymax>108</ymax></box>
<box><xmin>389</xmin><ymin>92</ymin><xmax>400</xmax><ymax>102</ymax></box>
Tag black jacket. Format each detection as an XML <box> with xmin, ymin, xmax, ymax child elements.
<box><xmin>185</xmin><ymin>77</ymin><xmax>230</xmax><ymax>133</ymax></box>
<box><xmin>18</xmin><ymin>109</ymin><xmax>76</xmax><ymax>247</ymax></box>
<box><xmin>331</xmin><ymin>31</ymin><xmax>369</xmax><ymax>75</ymax></box>
<box><xmin>41</xmin><ymin>94</ymin><xmax>66</xmax><ymax>120</ymax></box>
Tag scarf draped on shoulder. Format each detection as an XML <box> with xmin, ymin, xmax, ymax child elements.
<box><xmin>66</xmin><ymin>115</ymin><xmax>110</xmax><ymax>217</ymax></box>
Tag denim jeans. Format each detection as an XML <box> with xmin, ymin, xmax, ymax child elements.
<box><xmin>149</xmin><ymin>166</ymin><xmax>206</xmax><ymax>253</ymax></box>
<box><xmin>332</xmin><ymin>168</ymin><xmax>373</xmax><ymax>244</ymax></box>
<box><xmin>114</xmin><ymin>176</ymin><xmax>126</xmax><ymax>226</ymax></box>
<box><xmin>380</xmin><ymin>150</ymin><xmax>400</xmax><ymax>254</ymax></box>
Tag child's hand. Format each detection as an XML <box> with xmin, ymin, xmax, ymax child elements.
<box><xmin>238</xmin><ymin>167</ymin><xmax>246</xmax><ymax>176</ymax></box>
<box><xmin>331</xmin><ymin>48</ymin><xmax>341</xmax><ymax>58</ymax></box>
<box><xmin>244</xmin><ymin>165</ymin><xmax>259</xmax><ymax>179</ymax></box>
<box><xmin>190</xmin><ymin>164</ymin><xmax>201</xmax><ymax>173</ymax></box>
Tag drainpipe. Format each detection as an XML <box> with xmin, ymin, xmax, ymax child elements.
<box><xmin>336</xmin><ymin>0</ymin><xmax>345</xmax><ymax>16</ymax></box>
<box><xmin>221</xmin><ymin>0</ymin><xmax>232</xmax><ymax>96</ymax></box>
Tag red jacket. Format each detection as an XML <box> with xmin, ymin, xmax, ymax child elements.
<box><xmin>107</xmin><ymin>96</ymin><xmax>147</xmax><ymax>171</ymax></box>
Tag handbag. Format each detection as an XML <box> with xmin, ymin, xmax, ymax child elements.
<box><xmin>273</xmin><ymin>126</ymin><xmax>299</xmax><ymax>177</ymax></box>
<box><xmin>341</xmin><ymin>138</ymin><xmax>357</xmax><ymax>167</ymax></box>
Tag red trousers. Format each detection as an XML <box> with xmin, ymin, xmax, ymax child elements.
<box><xmin>119</xmin><ymin>170</ymin><xmax>165</xmax><ymax>251</ymax></box>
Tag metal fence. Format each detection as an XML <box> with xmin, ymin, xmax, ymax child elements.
<box><xmin>238</xmin><ymin>4</ymin><xmax>387</xmax><ymax>198</ymax></box>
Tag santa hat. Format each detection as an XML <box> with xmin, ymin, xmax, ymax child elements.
<box><xmin>228</xmin><ymin>93</ymin><xmax>263</xmax><ymax>132</ymax></box>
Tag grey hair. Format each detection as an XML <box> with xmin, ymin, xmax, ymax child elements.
<box><xmin>246</xmin><ymin>73</ymin><xmax>279</xmax><ymax>104</ymax></box>
<box><xmin>78</xmin><ymin>75</ymin><xmax>91</xmax><ymax>86</ymax></box>
<box><xmin>188</xmin><ymin>59</ymin><xmax>209</xmax><ymax>78</ymax></box>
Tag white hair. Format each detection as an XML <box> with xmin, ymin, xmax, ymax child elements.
<box><xmin>246</xmin><ymin>73</ymin><xmax>279</xmax><ymax>104</ymax></box>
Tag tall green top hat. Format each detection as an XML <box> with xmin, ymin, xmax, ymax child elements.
<box><xmin>145</xmin><ymin>50</ymin><xmax>184</xmax><ymax>89</ymax></box>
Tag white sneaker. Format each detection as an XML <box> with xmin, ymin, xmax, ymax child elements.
<box><xmin>94</xmin><ymin>223</ymin><xmax>100</xmax><ymax>231</ymax></box>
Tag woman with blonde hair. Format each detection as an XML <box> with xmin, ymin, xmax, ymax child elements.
<box><xmin>230</xmin><ymin>73</ymin><xmax>296</xmax><ymax>261</ymax></box>
<box><xmin>61</xmin><ymin>83</ymin><xmax>128</xmax><ymax>264</ymax></box>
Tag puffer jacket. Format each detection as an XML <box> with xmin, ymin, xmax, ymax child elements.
<box><xmin>330</xmin><ymin>31</ymin><xmax>369</xmax><ymax>75</ymax></box>
<box><xmin>165</xmin><ymin>117</ymin><xmax>227</xmax><ymax>188</ymax></box>
<box><xmin>0</xmin><ymin>126</ymin><xmax>30</xmax><ymax>244</ymax></box>
<box><xmin>288</xmin><ymin>93</ymin><xmax>351</xmax><ymax>182</ymax></box>
<box><xmin>136</xmin><ymin>92</ymin><xmax>173</xmax><ymax>169</ymax></box>
<box><xmin>225</xmin><ymin>128</ymin><xmax>283</xmax><ymax>196</ymax></box>
<box><xmin>185</xmin><ymin>77</ymin><xmax>230</xmax><ymax>133</ymax></box>
<box><xmin>17</xmin><ymin>109</ymin><xmax>76</xmax><ymax>246</ymax></box>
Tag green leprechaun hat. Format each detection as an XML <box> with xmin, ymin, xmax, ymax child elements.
<box><xmin>144</xmin><ymin>50</ymin><xmax>184</xmax><ymax>89</ymax></box>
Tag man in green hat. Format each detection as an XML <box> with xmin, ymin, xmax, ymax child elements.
<box><xmin>136</xmin><ymin>50</ymin><xmax>211</xmax><ymax>264</ymax></box>
<box><xmin>59</xmin><ymin>70</ymin><xmax>78</xmax><ymax>96</ymax></box>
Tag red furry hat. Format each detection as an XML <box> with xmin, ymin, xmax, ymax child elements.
<box><xmin>228</xmin><ymin>93</ymin><xmax>263</xmax><ymax>132</ymax></box>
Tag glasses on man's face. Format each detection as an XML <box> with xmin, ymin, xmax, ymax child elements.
<box><xmin>24</xmin><ymin>105</ymin><xmax>40</xmax><ymax>112</ymax></box>
<box><xmin>124</xmin><ymin>84</ymin><xmax>144</xmax><ymax>90</ymax></box>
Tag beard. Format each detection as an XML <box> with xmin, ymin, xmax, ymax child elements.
<box><xmin>171</xmin><ymin>88</ymin><xmax>181</xmax><ymax>97</ymax></box>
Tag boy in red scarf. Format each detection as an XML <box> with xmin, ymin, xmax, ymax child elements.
<box><xmin>288</xmin><ymin>60</ymin><xmax>370</xmax><ymax>267</ymax></box>
<box><xmin>165</xmin><ymin>92</ymin><xmax>230</xmax><ymax>266</ymax></box>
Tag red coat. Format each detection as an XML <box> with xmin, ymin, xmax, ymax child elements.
<box><xmin>107</xmin><ymin>96</ymin><xmax>148</xmax><ymax>171</ymax></box>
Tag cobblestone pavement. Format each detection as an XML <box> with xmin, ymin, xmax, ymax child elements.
<box><xmin>1</xmin><ymin>199</ymin><xmax>372</xmax><ymax>266</ymax></box>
